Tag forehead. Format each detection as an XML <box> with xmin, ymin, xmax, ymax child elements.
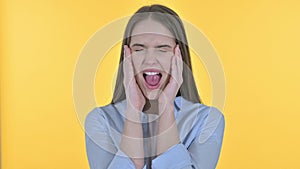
<box><xmin>131</xmin><ymin>19</ymin><xmax>174</xmax><ymax>37</ymax></box>
<box><xmin>130</xmin><ymin>19</ymin><xmax>175</xmax><ymax>46</ymax></box>
<box><xmin>130</xmin><ymin>34</ymin><xmax>175</xmax><ymax>47</ymax></box>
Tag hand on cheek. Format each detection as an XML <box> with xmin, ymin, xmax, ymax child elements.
<box><xmin>121</xmin><ymin>46</ymin><xmax>145</xmax><ymax>166</ymax></box>
<box><xmin>123</xmin><ymin>45</ymin><xmax>146</xmax><ymax>113</ymax></box>
<box><xmin>156</xmin><ymin>45</ymin><xmax>182</xmax><ymax>154</ymax></box>
<box><xmin>158</xmin><ymin>45</ymin><xmax>183</xmax><ymax>112</ymax></box>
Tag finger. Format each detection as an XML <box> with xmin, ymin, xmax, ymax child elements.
<box><xmin>174</xmin><ymin>44</ymin><xmax>180</xmax><ymax>56</ymax></box>
<box><xmin>124</xmin><ymin>45</ymin><xmax>131</xmax><ymax>58</ymax></box>
<box><xmin>123</xmin><ymin>45</ymin><xmax>134</xmax><ymax>83</ymax></box>
<box><xmin>175</xmin><ymin>45</ymin><xmax>183</xmax><ymax>70</ymax></box>
<box><xmin>173</xmin><ymin>45</ymin><xmax>183</xmax><ymax>85</ymax></box>
<box><xmin>170</xmin><ymin>51</ymin><xmax>178</xmax><ymax>84</ymax></box>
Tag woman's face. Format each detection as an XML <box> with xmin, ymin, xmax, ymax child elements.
<box><xmin>129</xmin><ymin>19</ymin><xmax>176</xmax><ymax>100</ymax></box>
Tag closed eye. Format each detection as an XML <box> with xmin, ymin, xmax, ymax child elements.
<box><xmin>156</xmin><ymin>45</ymin><xmax>172</xmax><ymax>52</ymax></box>
<box><xmin>130</xmin><ymin>44</ymin><xmax>145</xmax><ymax>52</ymax></box>
<box><xmin>159</xmin><ymin>49</ymin><xmax>167</xmax><ymax>52</ymax></box>
<box><xmin>134</xmin><ymin>48</ymin><xmax>144</xmax><ymax>52</ymax></box>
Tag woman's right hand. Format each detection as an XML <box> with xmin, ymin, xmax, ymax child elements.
<box><xmin>123</xmin><ymin>45</ymin><xmax>145</xmax><ymax>113</ymax></box>
<box><xmin>122</xmin><ymin>47</ymin><xmax>145</xmax><ymax>167</ymax></box>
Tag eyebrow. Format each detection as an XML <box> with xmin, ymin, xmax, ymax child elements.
<box><xmin>130</xmin><ymin>43</ymin><xmax>146</xmax><ymax>48</ymax></box>
<box><xmin>130</xmin><ymin>43</ymin><xmax>172</xmax><ymax>48</ymax></box>
<box><xmin>155</xmin><ymin>44</ymin><xmax>172</xmax><ymax>49</ymax></box>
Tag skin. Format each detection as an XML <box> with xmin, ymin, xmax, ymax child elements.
<box><xmin>130</xmin><ymin>33</ymin><xmax>174</xmax><ymax>101</ymax></box>
<box><xmin>120</xmin><ymin>19</ymin><xmax>183</xmax><ymax>169</ymax></box>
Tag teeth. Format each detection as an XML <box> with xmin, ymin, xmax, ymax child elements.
<box><xmin>144</xmin><ymin>72</ymin><xmax>159</xmax><ymax>75</ymax></box>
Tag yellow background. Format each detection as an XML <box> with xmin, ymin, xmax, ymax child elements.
<box><xmin>1</xmin><ymin>0</ymin><xmax>300</xmax><ymax>168</ymax></box>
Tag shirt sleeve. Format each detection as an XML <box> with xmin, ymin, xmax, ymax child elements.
<box><xmin>189</xmin><ymin>109</ymin><xmax>225</xmax><ymax>169</ymax></box>
<box><xmin>85</xmin><ymin>108</ymin><xmax>136</xmax><ymax>169</ymax></box>
<box><xmin>152</xmin><ymin>144</ymin><xmax>193</xmax><ymax>169</ymax></box>
<box><xmin>151</xmin><ymin>107</ymin><xmax>225</xmax><ymax>169</ymax></box>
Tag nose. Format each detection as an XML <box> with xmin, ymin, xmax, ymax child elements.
<box><xmin>143</xmin><ymin>48</ymin><xmax>158</xmax><ymax>65</ymax></box>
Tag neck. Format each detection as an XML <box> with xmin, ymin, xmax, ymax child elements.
<box><xmin>143</xmin><ymin>99</ymin><xmax>159</xmax><ymax>115</ymax></box>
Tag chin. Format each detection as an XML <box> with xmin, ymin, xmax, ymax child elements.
<box><xmin>145</xmin><ymin>89</ymin><xmax>161</xmax><ymax>100</ymax></box>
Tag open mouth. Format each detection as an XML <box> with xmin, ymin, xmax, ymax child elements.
<box><xmin>143</xmin><ymin>72</ymin><xmax>162</xmax><ymax>88</ymax></box>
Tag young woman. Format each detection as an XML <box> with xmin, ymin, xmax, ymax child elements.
<box><xmin>85</xmin><ymin>4</ymin><xmax>225</xmax><ymax>169</ymax></box>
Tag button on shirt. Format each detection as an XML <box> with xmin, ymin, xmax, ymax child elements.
<box><xmin>85</xmin><ymin>96</ymin><xmax>225</xmax><ymax>169</ymax></box>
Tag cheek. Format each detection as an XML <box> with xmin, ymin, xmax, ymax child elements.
<box><xmin>160</xmin><ymin>57</ymin><xmax>172</xmax><ymax>73</ymax></box>
<box><xmin>131</xmin><ymin>55</ymin><xmax>143</xmax><ymax>74</ymax></box>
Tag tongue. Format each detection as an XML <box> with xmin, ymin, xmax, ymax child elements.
<box><xmin>145</xmin><ymin>75</ymin><xmax>161</xmax><ymax>86</ymax></box>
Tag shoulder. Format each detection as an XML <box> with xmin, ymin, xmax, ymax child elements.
<box><xmin>84</xmin><ymin>104</ymin><xmax>114</xmax><ymax>128</ymax></box>
<box><xmin>85</xmin><ymin>101</ymin><xmax>126</xmax><ymax>131</ymax></box>
<box><xmin>85</xmin><ymin>107</ymin><xmax>104</xmax><ymax>120</ymax></box>
<box><xmin>179</xmin><ymin>97</ymin><xmax>225</xmax><ymax>143</ymax></box>
<box><xmin>84</xmin><ymin>107</ymin><xmax>106</xmax><ymax>131</ymax></box>
<box><xmin>202</xmin><ymin>106</ymin><xmax>224</xmax><ymax>123</ymax></box>
<box><xmin>178</xmin><ymin>97</ymin><xmax>224</xmax><ymax>120</ymax></box>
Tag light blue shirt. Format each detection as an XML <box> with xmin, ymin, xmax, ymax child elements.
<box><xmin>85</xmin><ymin>96</ymin><xmax>225</xmax><ymax>169</ymax></box>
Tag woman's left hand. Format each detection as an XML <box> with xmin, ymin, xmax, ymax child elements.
<box><xmin>156</xmin><ymin>45</ymin><xmax>182</xmax><ymax>154</ymax></box>
<box><xmin>158</xmin><ymin>45</ymin><xmax>183</xmax><ymax>112</ymax></box>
